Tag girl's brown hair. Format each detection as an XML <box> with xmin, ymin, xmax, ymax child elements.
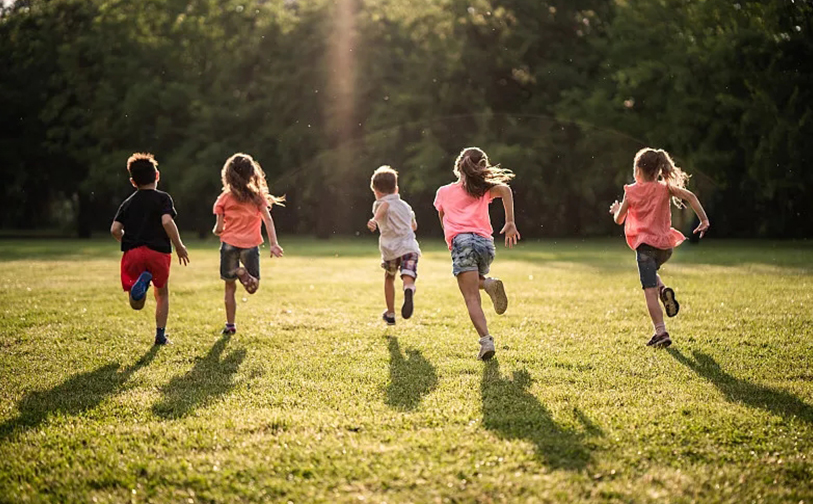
<box><xmin>634</xmin><ymin>148</ymin><xmax>690</xmax><ymax>208</ymax></box>
<box><xmin>221</xmin><ymin>153</ymin><xmax>285</xmax><ymax>207</ymax></box>
<box><xmin>453</xmin><ymin>147</ymin><xmax>515</xmax><ymax>198</ymax></box>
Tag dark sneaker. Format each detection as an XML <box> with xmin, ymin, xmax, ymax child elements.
<box><xmin>131</xmin><ymin>271</ymin><xmax>153</xmax><ymax>301</ymax></box>
<box><xmin>401</xmin><ymin>289</ymin><xmax>414</xmax><ymax>319</ymax></box>
<box><xmin>660</xmin><ymin>287</ymin><xmax>680</xmax><ymax>318</ymax></box>
<box><xmin>382</xmin><ymin>311</ymin><xmax>396</xmax><ymax>326</ymax></box>
<box><xmin>478</xmin><ymin>336</ymin><xmax>496</xmax><ymax>360</ymax></box>
<box><xmin>646</xmin><ymin>332</ymin><xmax>672</xmax><ymax>348</ymax></box>
<box><xmin>221</xmin><ymin>325</ymin><xmax>236</xmax><ymax>335</ymax></box>
<box><xmin>154</xmin><ymin>335</ymin><xmax>171</xmax><ymax>345</ymax></box>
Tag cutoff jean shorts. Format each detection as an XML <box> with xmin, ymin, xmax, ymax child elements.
<box><xmin>636</xmin><ymin>244</ymin><xmax>673</xmax><ymax>289</ymax></box>
<box><xmin>450</xmin><ymin>233</ymin><xmax>495</xmax><ymax>277</ymax></box>
<box><xmin>220</xmin><ymin>242</ymin><xmax>260</xmax><ymax>281</ymax></box>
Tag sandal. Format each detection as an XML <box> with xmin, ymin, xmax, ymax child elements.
<box><xmin>234</xmin><ymin>267</ymin><xmax>259</xmax><ymax>294</ymax></box>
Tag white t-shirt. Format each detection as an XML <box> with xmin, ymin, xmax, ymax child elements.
<box><xmin>373</xmin><ymin>193</ymin><xmax>421</xmax><ymax>261</ymax></box>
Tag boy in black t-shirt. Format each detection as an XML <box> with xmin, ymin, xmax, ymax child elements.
<box><xmin>111</xmin><ymin>153</ymin><xmax>190</xmax><ymax>345</ymax></box>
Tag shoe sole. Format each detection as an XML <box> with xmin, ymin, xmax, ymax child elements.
<box><xmin>661</xmin><ymin>288</ymin><xmax>680</xmax><ymax>317</ymax></box>
<box><xmin>235</xmin><ymin>267</ymin><xmax>259</xmax><ymax>294</ymax></box>
<box><xmin>131</xmin><ymin>272</ymin><xmax>153</xmax><ymax>301</ymax></box>
<box><xmin>401</xmin><ymin>289</ymin><xmax>414</xmax><ymax>319</ymax></box>
<box><xmin>654</xmin><ymin>337</ymin><xmax>672</xmax><ymax>348</ymax></box>
<box><xmin>478</xmin><ymin>349</ymin><xmax>495</xmax><ymax>360</ymax></box>
<box><xmin>485</xmin><ymin>279</ymin><xmax>508</xmax><ymax>315</ymax></box>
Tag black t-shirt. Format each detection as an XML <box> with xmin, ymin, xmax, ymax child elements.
<box><xmin>114</xmin><ymin>189</ymin><xmax>178</xmax><ymax>253</ymax></box>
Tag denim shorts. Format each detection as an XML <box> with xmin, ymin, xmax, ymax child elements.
<box><xmin>220</xmin><ymin>242</ymin><xmax>260</xmax><ymax>281</ymax></box>
<box><xmin>636</xmin><ymin>244</ymin><xmax>673</xmax><ymax>289</ymax></box>
<box><xmin>451</xmin><ymin>233</ymin><xmax>495</xmax><ymax>277</ymax></box>
<box><xmin>382</xmin><ymin>252</ymin><xmax>419</xmax><ymax>278</ymax></box>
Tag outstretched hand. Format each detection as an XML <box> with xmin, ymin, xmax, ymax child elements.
<box><xmin>176</xmin><ymin>245</ymin><xmax>190</xmax><ymax>266</ymax></box>
<box><xmin>270</xmin><ymin>244</ymin><xmax>284</xmax><ymax>258</ymax></box>
<box><xmin>609</xmin><ymin>200</ymin><xmax>621</xmax><ymax>215</ymax></box>
<box><xmin>693</xmin><ymin>220</ymin><xmax>710</xmax><ymax>239</ymax></box>
<box><xmin>367</xmin><ymin>219</ymin><xmax>377</xmax><ymax>232</ymax></box>
<box><xmin>500</xmin><ymin>222</ymin><xmax>521</xmax><ymax>248</ymax></box>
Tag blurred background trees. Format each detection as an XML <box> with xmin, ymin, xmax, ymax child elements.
<box><xmin>1</xmin><ymin>0</ymin><xmax>810</xmax><ymax>239</ymax></box>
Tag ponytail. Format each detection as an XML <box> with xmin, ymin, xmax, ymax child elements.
<box><xmin>453</xmin><ymin>147</ymin><xmax>515</xmax><ymax>198</ymax></box>
<box><xmin>222</xmin><ymin>153</ymin><xmax>285</xmax><ymax>208</ymax></box>
<box><xmin>634</xmin><ymin>148</ymin><xmax>690</xmax><ymax>208</ymax></box>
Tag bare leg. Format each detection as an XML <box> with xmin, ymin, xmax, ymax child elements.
<box><xmin>225</xmin><ymin>280</ymin><xmax>237</xmax><ymax>325</ymax></box>
<box><xmin>457</xmin><ymin>271</ymin><xmax>489</xmax><ymax>337</ymax></box>
<box><xmin>155</xmin><ymin>284</ymin><xmax>169</xmax><ymax>329</ymax></box>
<box><xmin>656</xmin><ymin>273</ymin><xmax>665</xmax><ymax>291</ymax></box>
<box><xmin>402</xmin><ymin>275</ymin><xmax>415</xmax><ymax>290</ymax></box>
<box><xmin>384</xmin><ymin>273</ymin><xmax>395</xmax><ymax>314</ymax></box>
<box><xmin>644</xmin><ymin>287</ymin><xmax>664</xmax><ymax>330</ymax></box>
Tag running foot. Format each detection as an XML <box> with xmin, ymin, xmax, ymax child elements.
<box><xmin>382</xmin><ymin>311</ymin><xmax>396</xmax><ymax>326</ymax></box>
<box><xmin>646</xmin><ymin>332</ymin><xmax>672</xmax><ymax>348</ymax></box>
<box><xmin>478</xmin><ymin>335</ymin><xmax>496</xmax><ymax>361</ymax></box>
<box><xmin>235</xmin><ymin>267</ymin><xmax>259</xmax><ymax>294</ymax></box>
<box><xmin>221</xmin><ymin>325</ymin><xmax>236</xmax><ymax>335</ymax></box>
<box><xmin>131</xmin><ymin>271</ymin><xmax>153</xmax><ymax>301</ymax></box>
<box><xmin>154</xmin><ymin>334</ymin><xmax>171</xmax><ymax>345</ymax></box>
<box><xmin>660</xmin><ymin>287</ymin><xmax>680</xmax><ymax>318</ymax></box>
<box><xmin>401</xmin><ymin>288</ymin><xmax>414</xmax><ymax>319</ymax></box>
<box><xmin>484</xmin><ymin>278</ymin><xmax>508</xmax><ymax>315</ymax></box>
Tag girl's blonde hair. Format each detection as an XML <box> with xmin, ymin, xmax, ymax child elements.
<box><xmin>454</xmin><ymin>147</ymin><xmax>515</xmax><ymax>198</ymax></box>
<box><xmin>221</xmin><ymin>153</ymin><xmax>284</xmax><ymax>207</ymax></box>
<box><xmin>634</xmin><ymin>148</ymin><xmax>690</xmax><ymax>208</ymax></box>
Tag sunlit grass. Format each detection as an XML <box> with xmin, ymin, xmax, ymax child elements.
<box><xmin>1</xmin><ymin>237</ymin><xmax>812</xmax><ymax>502</ymax></box>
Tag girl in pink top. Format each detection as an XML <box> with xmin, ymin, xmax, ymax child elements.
<box><xmin>213</xmin><ymin>153</ymin><xmax>285</xmax><ymax>335</ymax></box>
<box><xmin>434</xmin><ymin>147</ymin><xmax>520</xmax><ymax>361</ymax></box>
<box><xmin>610</xmin><ymin>148</ymin><xmax>710</xmax><ymax>348</ymax></box>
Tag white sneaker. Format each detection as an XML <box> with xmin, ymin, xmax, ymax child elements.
<box><xmin>484</xmin><ymin>278</ymin><xmax>508</xmax><ymax>315</ymax></box>
<box><xmin>478</xmin><ymin>335</ymin><xmax>496</xmax><ymax>361</ymax></box>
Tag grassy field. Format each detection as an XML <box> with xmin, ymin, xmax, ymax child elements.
<box><xmin>1</xmin><ymin>237</ymin><xmax>812</xmax><ymax>503</ymax></box>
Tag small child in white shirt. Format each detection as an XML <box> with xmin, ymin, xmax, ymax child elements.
<box><xmin>367</xmin><ymin>166</ymin><xmax>421</xmax><ymax>325</ymax></box>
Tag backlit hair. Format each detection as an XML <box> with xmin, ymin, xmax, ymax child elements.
<box><xmin>370</xmin><ymin>165</ymin><xmax>398</xmax><ymax>194</ymax></box>
<box><xmin>127</xmin><ymin>152</ymin><xmax>158</xmax><ymax>186</ymax></box>
<box><xmin>454</xmin><ymin>147</ymin><xmax>514</xmax><ymax>198</ymax></box>
<box><xmin>634</xmin><ymin>148</ymin><xmax>690</xmax><ymax>208</ymax></box>
<box><xmin>221</xmin><ymin>153</ymin><xmax>285</xmax><ymax>207</ymax></box>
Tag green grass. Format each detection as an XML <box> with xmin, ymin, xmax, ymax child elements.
<box><xmin>1</xmin><ymin>237</ymin><xmax>812</xmax><ymax>503</ymax></box>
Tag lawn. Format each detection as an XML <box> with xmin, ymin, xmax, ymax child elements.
<box><xmin>0</xmin><ymin>237</ymin><xmax>811</xmax><ymax>503</ymax></box>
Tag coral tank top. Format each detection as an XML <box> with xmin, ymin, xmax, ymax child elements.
<box><xmin>623</xmin><ymin>182</ymin><xmax>685</xmax><ymax>250</ymax></box>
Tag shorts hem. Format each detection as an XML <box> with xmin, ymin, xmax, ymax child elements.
<box><xmin>453</xmin><ymin>266</ymin><xmax>479</xmax><ymax>277</ymax></box>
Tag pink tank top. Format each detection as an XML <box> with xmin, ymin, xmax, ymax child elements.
<box><xmin>623</xmin><ymin>182</ymin><xmax>685</xmax><ymax>250</ymax></box>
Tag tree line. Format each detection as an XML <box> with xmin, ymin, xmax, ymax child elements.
<box><xmin>1</xmin><ymin>0</ymin><xmax>810</xmax><ymax>239</ymax></box>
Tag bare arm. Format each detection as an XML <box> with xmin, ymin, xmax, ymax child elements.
<box><xmin>669</xmin><ymin>186</ymin><xmax>710</xmax><ymax>237</ymax></box>
<box><xmin>111</xmin><ymin>221</ymin><xmax>124</xmax><ymax>242</ymax></box>
<box><xmin>437</xmin><ymin>209</ymin><xmax>445</xmax><ymax>230</ymax></box>
<box><xmin>260</xmin><ymin>206</ymin><xmax>284</xmax><ymax>257</ymax></box>
<box><xmin>161</xmin><ymin>214</ymin><xmax>189</xmax><ymax>265</ymax></box>
<box><xmin>367</xmin><ymin>201</ymin><xmax>389</xmax><ymax>232</ymax></box>
<box><xmin>213</xmin><ymin>214</ymin><xmax>224</xmax><ymax>236</ymax></box>
<box><xmin>609</xmin><ymin>196</ymin><xmax>629</xmax><ymax>225</ymax></box>
<box><xmin>411</xmin><ymin>214</ymin><xmax>418</xmax><ymax>231</ymax></box>
<box><xmin>489</xmin><ymin>184</ymin><xmax>520</xmax><ymax>248</ymax></box>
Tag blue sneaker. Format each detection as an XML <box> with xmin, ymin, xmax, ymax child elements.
<box><xmin>131</xmin><ymin>271</ymin><xmax>153</xmax><ymax>301</ymax></box>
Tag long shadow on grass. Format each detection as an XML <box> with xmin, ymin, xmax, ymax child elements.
<box><xmin>152</xmin><ymin>335</ymin><xmax>246</xmax><ymax>419</ymax></box>
<box><xmin>0</xmin><ymin>346</ymin><xmax>159</xmax><ymax>441</ymax></box>
<box><xmin>385</xmin><ymin>337</ymin><xmax>438</xmax><ymax>410</ymax></box>
<box><xmin>481</xmin><ymin>360</ymin><xmax>598</xmax><ymax>470</ymax></box>
<box><xmin>668</xmin><ymin>349</ymin><xmax>813</xmax><ymax>424</ymax></box>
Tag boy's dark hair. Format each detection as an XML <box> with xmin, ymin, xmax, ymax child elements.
<box><xmin>371</xmin><ymin>165</ymin><xmax>398</xmax><ymax>194</ymax></box>
<box><xmin>127</xmin><ymin>153</ymin><xmax>158</xmax><ymax>187</ymax></box>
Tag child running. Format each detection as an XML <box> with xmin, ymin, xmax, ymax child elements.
<box><xmin>111</xmin><ymin>153</ymin><xmax>190</xmax><ymax>346</ymax></box>
<box><xmin>366</xmin><ymin>166</ymin><xmax>421</xmax><ymax>325</ymax></box>
<box><xmin>433</xmin><ymin>147</ymin><xmax>520</xmax><ymax>361</ymax></box>
<box><xmin>610</xmin><ymin>148</ymin><xmax>710</xmax><ymax>348</ymax></box>
<box><xmin>213</xmin><ymin>153</ymin><xmax>284</xmax><ymax>335</ymax></box>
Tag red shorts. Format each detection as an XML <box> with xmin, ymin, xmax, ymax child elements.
<box><xmin>121</xmin><ymin>246</ymin><xmax>172</xmax><ymax>291</ymax></box>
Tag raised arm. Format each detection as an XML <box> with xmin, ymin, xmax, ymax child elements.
<box><xmin>669</xmin><ymin>186</ymin><xmax>710</xmax><ymax>237</ymax></box>
<box><xmin>609</xmin><ymin>196</ymin><xmax>629</xmax><ymax>225</ymax></box>
<box><xmin>111</xmin><ymin>221</ymin><xmax>124</xmax><ymax>242</ymax></box>
<box><xmin>489</xmin><ymin>184</ymin><xmax>520</xmax><ymax>248</ymax></box>
<box><xmin>260</xmin><ymin>206</ymin><xmax>284</xmax><ymax>257</ymax></box>
<box><xmin>161</xmin><ymin>214</ymin><xmax>189</xmax><ymax>265</ymax></box>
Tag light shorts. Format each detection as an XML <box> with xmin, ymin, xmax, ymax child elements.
<box><xmin>636</xmin><ymin>244</ymin><xmax>673</xmax><ymax>289</ymax></box>
<box><xmin>220</xmin><ymin>242</ymin><xmax>260</xmax><ymax>281</ymax></box>
<box><xmin>382</xmin><ymin>252</ymin><xmax>419</xmax><ymax>278</ymax></box>
<box><xmin>450</xmin><ymin>233</ymin><xmax>495</xmax><ymax>277</ymax></box>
